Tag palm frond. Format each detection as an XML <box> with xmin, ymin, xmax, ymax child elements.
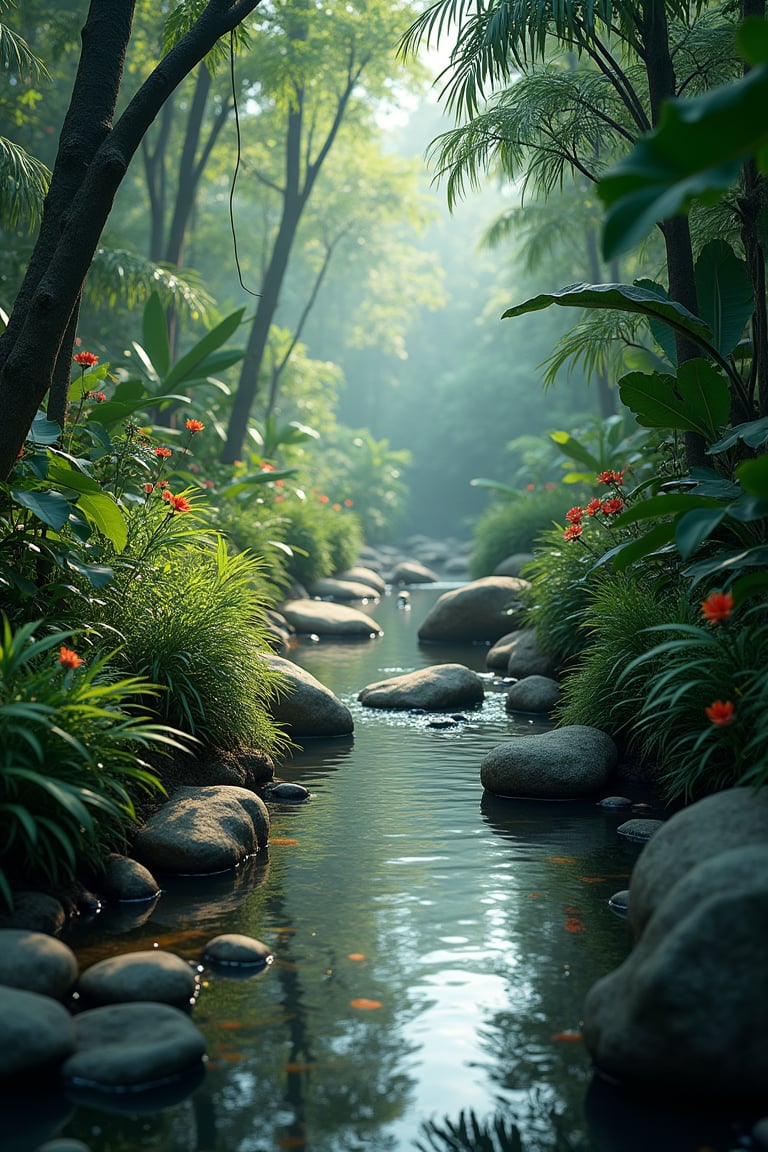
<box><xmin>163</xmin><ymin>0</ymin><xmax>251</xmax><ymax>72</ymax></box>
<box><xmin>0</xmin><ymin>16</ymin><xmax>50</xmax><ymax>80</ymax></box>
<box><xmin>542</xmin><ymin>309</ymin><xmax>650</xmax><ymax>386</ymax></box>
<box><xmin>85</xmin><ymin>248</ymin><xmax>216</xmax><ymax>320</ymax></box>
<box><xmin>0</xmin><ymin>137</ymin><xmax>50</xmax><ymax>232</ymax></box>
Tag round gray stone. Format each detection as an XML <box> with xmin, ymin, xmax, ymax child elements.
<box><xmin>0</xmin><ymin>985</ymin><xmax>75</xmax><ymax>1078</ymax></box>
<box><xmin>505</xmin><ymin>675</ymin><xmax>561</xmax><ymax>713</ymax></box>
<box><xmin>62</xmin><ymin>1002</ymin><xmax>206</xmax><ymax>1089</ymax></box>
<box><xmin>0</xmin><ymin>892</ymin><xmax>66</xmax><ymax>935</ymax></box>
<box><xmin>202</xmin><ymin>933</ymin><xmax>274</xmax><ymax>967</ymax></box>
<box><xmin>0</xmin><ymin>929</ymin><xmax>78</xmax><ymax>999</ymax></box>
<box><xmin>265</xmin><ymin>782</ymin><xmax>310</xmax><ymax>802</ymax></box>
<box><xmin>103</xmin><ymin>855</ymin><xmax>160</xmax><ymax>902</ymax></box>
<box><xmin>133</xmin><ymin>785</ymin><xmax>270</xmax><ymax>874</ymax></box>
<box><xmin>480</xmin><ymin>725</ymin><xmax>617</xmax><ymax>799</ymax></box>
<box><xmin>598</xmin><ymin>796</ymin><xmax>633</xmax><ymax>809</ymax></box>
<box><xmin>418</xmin><ymin>577</ymin><xmax>528</xmax><ymax>643</ymax></box>
<box><xmin>390</xmin><ymin>560</ymin><xmax>439</xmax><ymax>585</ymax></box>
<box><xmin>263</xmin><ymin>653</ymin><xmax>354</xmax><ymax>737</ymax></box>
<box><xmin>306</xmin><ymin>577</ymin><xmax>381</xmax><ymax>602</ymax></box>
<box><xmin>279</xmin><ymin>598</ymin><xmax>383</xmax><ymax>637</ymax></box>
<box><xmin>493</xmin><ymin>552</ymin><xmax>534</xmax><ymax>577</ymax></box>
<box><xmin>505</xmin><ymin>629</ymin><xmax>558</xmax><ymax>679</ymax></box>
<box><xmin>358</xmin><ymin>663</ymin><xmax>484</xmax><ymax>711</ymax></box>
<box><xmin>77</xmin><ymin>950</ymin><xmax>198</xmax><ymax>1007</ymax></box>
<box><xmin>617</xmin><ymin>818</ymin><xmax>664</xmax><ymax>842</ymax></box>
<box><xmin>334</xmin><ymin>566</ymin><xmax>387</xmax><ymax>595</ymax></box>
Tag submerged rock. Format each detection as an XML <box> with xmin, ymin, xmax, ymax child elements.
<box><xmin>358</xmin><ymin>663</ymin><xmax>484</xmax><ymax>711</ymax></box>
<box><xmin>0</xmin><ymin>930</ymin><xmax>78</xmax><ymax>1000</ymax></box>
<box><xmin>263</xmin><ymin>653</ymin><xmax>354</xmax><ymax>738</ymax></box>
<box><xmin>419</xmin><ymin>577</ymin><xmax>529</xmax><ymax>643</ymax></box>
<box><xmin>133</xmin><ymin>785</ymin><xmax>270</xmax><ymax>875</ymax></box>
<box><xmin>0</xmin><ymin>985</ymin><xmax>75</xmax><ymax>1079</ymax></box>
<box><xmin>0</xmin><ymin>891</ymin><xmax>66</xmax><ymax>935</ymax></box>
<box><xmin>280</xmin><ymin>598</ymin><xmax>383</xmax><ymax>637</ymax></box>
<box><xmin>480</xmin><ymin>725</ymin><xmax>617</xmax><ymax>799</ymax></box>
<box><xmin>62</xmin><ymin>1002</ymin><xmax>206</xmax><ymax>1090</ymax></box>
<box><xmin>77</xmin><ymin>950</ymin><xmax>198</xmax><ymax>1007</ymax></box>
<box><xmin>617</xmin><ymin>818</ymin><xmax>664</xmax><ymax>843</ymax></box>
<box><xmin>203</xmin><ymin>933</ymin><xmax>274</xmax><ymax>968</ymax></box>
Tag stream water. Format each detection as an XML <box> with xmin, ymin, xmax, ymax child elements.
<box><xmin>7</xmin><ymin>585</ymin><xmax>754</xmax><ymax>1152</ymax></box>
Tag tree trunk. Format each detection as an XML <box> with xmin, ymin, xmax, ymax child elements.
<box><xmin>0</xmin><ymin>0</ymin><xmax>262</xmax><ymax>480</ymax></box>
<box><xmin>585</xmin><ymin>224</ymin><xmax>617</xmax><ymax>418</ymax></box>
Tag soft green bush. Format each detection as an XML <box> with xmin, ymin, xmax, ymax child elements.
<box><xmin>621</xmin><ymin>597</ymin><xmax>768</xmax><ymax>801</ymax></box>
<box><xmin>556</xmin><ymin>576</ymin><xmax>699</xmax><ymax>743</ymax></box>
<box><xmin>93</xmin><ymin>537</ymin><xmax>289</xmax><ymax>757</ymax></box>
<box><xmin>0</xmin><ymin>618</ymin><xmax>180</xmax><ymax>906</ymax></box>
<box><xmin>324</xmin><ymin>505</ymin><xmax>364</xmax><ymax>575</ymax></box>
<box><xmin>520</xmin><ymin>525</ymin><xmax>602</xmax><ymax>670</ymax></box>
<box><xmin>470</xmin><ymin>486</ymin><xmax>583</xmax><ymax>578</ymax></box>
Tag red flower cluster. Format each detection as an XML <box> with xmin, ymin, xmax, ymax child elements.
<box><xmin>701</xmin><ymin>590</ymin><xmax>733</xmax><ymax>624</ymax></box>
<box><xmin>154</xmin><ymin>446</ymin><xmax>172</xmax><ymax>459</ymax></box>
<box><xmin>59</xmin><ymin>646</ymin><xmax>83</xmax><ymax>669</ymax></box>
<box><xmin>601</xmin><ymin>498</ymin><xmax>625</xmax><ymax>515</ymax></box>
<box><xmin>598</xmin><ymin>470</ymin><xmax>624</xmax><ymax>485</ymax></box>
<box><xmin>74</xmin><ymin>351</ymin><xmax>98</xmax><ymax>368</ymax></box>
<box><xmin>705</xmin><ymin>699</ymin><xmax>735</xmax><ymax>726</ymax></box>
<box><xmin>586</xmin><ymin>498</ymin><xmax>602</xmax><ymax>516</ymax></box>
<box><xmin>565</xmin><ymin>506</ymin><xmax>583</xmax><ymax>524</ymax></box>
<box><xmin>563</xmin><ymin>524</ymin><xmax>582</xmax><ymax>541</ymax></box>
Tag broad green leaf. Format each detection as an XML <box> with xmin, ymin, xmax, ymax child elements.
<box><xmin>76</xmin><ymin>492</ymin><xmax>128</xmax><ymax>551</ymax></box>
<box><xmin>618</xmin><ymin>359</ymin><xmax>729</xmax><ymax>439</ymax></box>
<box><xmin>142</xmin><ymin>292</ymin><xmax>171</xmax><ymax>378</ymax></box>
<box><xmin>86</xmin><ymin>391</ymin><xmax>189</xmax><ymax>427</ymax></box>
<box><xmin>727</xmin><ymin>494</ymin><xmax>768</xmax><ymax>523</ymax></box>
<box><xmin>502</xmin><ymin>283</ymin><xmax>714</xmax><ymax>356</ymax></box>
<box><xmin>732</xmin><ymin>571</ymin><xmax>768</xmax><ymax>606</ymax></box>
<box><xmin>675</xmin><ymin>507</ymin><xmax>727</xmax><ymax>560</ymax></box>
<box><xmin>10</xmin><ymin>488</ymin><xmax>71</xmax><ymax>530</ymax></box>
<box><xmin>675</xmin><ymin>359</ymin><xmax>731</xmax><ymax>439</ymax></box>
<box><xmin>614</xmin><ymin>492</ymin><xmax>725</xmax><ymax>527</ymax></box>
<box><xmin>694</xmin><ymin>241</ymin><xmax>754</xmax><ymax>357</ymax></box>
<box><xmin>27</xmin><ymin>413</ymin><xmax>61</xmax><ymax>445</ymax></box>
<box><xmin>68</xmin><ymin>362</ymin><xmax>109</xmax><ymax>402</ymax></box>
<box><xmin>111</xmin><ymin>378</ymin><xmax>148</xmax><ymax>404</ymax></box>
<box><xmin>179</xmin><ymin>348</ymin><xmax>244</xmax><ymax>382</ymax></box>
<box><xmin>165</xmin><ymin>308</ymin><xmax>245</xmax><ymax>390</ymax></box>
<box><xmin>549</xmin><ymin>431</ymin><xmax>600</xmax><ymax>471</ymax></box>
<box><xmin>219</xmin><ymin>469</ymin><xmax>298</xmax><ymax>498</ymax></box>
<box><xmin>612</xmin><ymin>522</ymin><xmax>677</xmax><ymax>571</ymax></box>
<box><xmin>685</xmin><ymin>547</ymin><xmax>768</xmax><ymax>583</ymax></box>
<box><xmin>736</xmin><ymin>454</ymin><xmax>768</xmax><ymax>498</ymax></box>
<box><xmin>130</xmin><ymin>341</ymin><xmax>160</xmax><ymax>382</ymax></box>
<box><xmin>52</xmin><ymin>551</ymin><xmax>114</xmax><ymax>587</ymax></box>
<box><xmin>635</xmin><ymin>278</ymin><xmax>677</xmax><ymax>366</ymax></box>
<box><xmin>709</xmin><ymin>415</ymin><xmax>768</xmax><ymax>454</ymax></box>
<box><xmin>46</xmin><ymin>458</ymin><xmax>102</xmax><ymax>495</ymax></box>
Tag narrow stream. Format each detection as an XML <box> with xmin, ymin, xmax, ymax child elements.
<box><xmin>11</xmin><ymin>586</ymin><xmax>749</xmax><ymax>1151</ymax></box>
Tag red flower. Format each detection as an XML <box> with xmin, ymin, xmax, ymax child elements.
<box><xmin>143</xmin><ymin>483</ymin><xmax>154</xmax><ymax>493</ymax></box>
<box><xmin>344</xmin><ymin>499</ymin><xmax>353</xmax><ymax>507</ymax></box>
<box><xmin>185</xmin><ymin>419</ymin><xmax>204</xmax><ymax>434</ymax></box>
<box><xmin>201</xmin><ymin>480</ymin><xmax>215</xmax><ymax>490</ymax></box>
<box><xmin>73</xmin><ymin>351</ymin><xmax>98</xmax><ymax>368</ymax></box>
<box><xmin>86</xmin><ymin>390</ymin><xmax>106</xmax><ymax>402</ymax></box>
<box><xmin>701</xmin><ymin>590</ymin><xmax>734</xmax><ymax>624</ymax></box>
<box><xmin>586</xmin><ymin>499</ymin><xmax>602</xmax><ymax>517</ymax></box>
<box><xmin>597</xmin><ymin>469</ymin><xmax>624</xmax><ymax>485</ymax></box>
<box><xmin>158</xmin><ymin>480</ymin><xmax>169</xmax><ymax>489</ymax></box>
<box><xmin>260</xmin><ymin>463</ymin><xmax>275</xmax><ymax>472</ymax></box>
<box><xmin>565</xmin><ymin>506</ymin><xmax>583</xmax><ymax>524</ymax></box>
<box><xmin>601</xmin><ymin>498</ymin><xmax>625</xmax><ymax>515</ymax></box>
<box><xmin>525</xmin><ymin>484</ymin><xmax>535</xmax><ymax>491</ymax></box>
<box><xmin>59</xmin><ymin>646</ymin><xmax>83</xmax><ymax>669</ymax></box>
<box><xmin>705</xmin><ymin>699</ymin><xmax>735</xmax><ymax>726</ymax></box>
<box><xmin>162</xmin><ymin>489</ymin><xmax>172</xmax><ymax>501</ymax></box>
<box><xmin>167</xmin><ymin>494</ymin><xmax>191</xmax><ymax>514</ymax></box>
<box><xmin>155</xmin><ymin>446</ymin><xmax>172</xmax><ymax>459</ymax></box>
<box><xmin>563</xmin><ymin>524</ymin><xmax>582</xmax><ymax>541</ymax></box>
<box><xmin>318</xmin><ymin>494</ymin><xmax>330</xmax><ymax>504</ymax></box>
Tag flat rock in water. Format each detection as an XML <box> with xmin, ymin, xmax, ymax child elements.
<box><xmin>334</xmin><ymin>566</ymin><xmax>387</xmax><ymax>595</ymax></box>
<box><xmin>584</xmin><ymin>845</ymin><xmax>768</xmax><ymax>1103</ymax></box>
<box><xmin>103</xmin><ymin>855</ymin><xmax>160</xmax><ymax>902</ymax></box>
<box><xmin>280</xmin><ymin>598</ymin><xmax>382</xmax><ymax>637</ymax></box>
<box><xmin>77</xmin><ymin>950</ymin><xmax>198</xmax><ymax>1007</ymax></box>
<box><xmin>617</xmin><ymin>818</ymin><xmax>664</xmax><ymax>842</ymax></box>
<box><xmin>133</xmin><ymin>785</ymin><xmax>270</xmax><ymax>874</ymax></box>
<box><xmin>480</xmin><ymin>725</ymin><xmax>617</xmax><ymax>799</ymax></box>
<box><xmin>506</xmin><ymin>675</ymin><xmax>561</xmax><ymax>713</ymax></box>
<box><xmin>628</xmin><ymin>785</ymin><xmax>768</xmax><ymax>940</ymax></box>
<box><xmin>62</xmin><ymin>1002</ymin><xmax>206</xmax><ymax>1090</ymax></box>
<box><xmin>0</xmin><ymin>929</ymin><xmax>78</xmax><ymax>999</ymax></box>
<box><xmin>0</xmin><ymin>985</ymin><xmax>75</xmax><ymax>1079</ymax></box>
<box><xmin>598</xmin><ymin>796</ymin><xmax>633</xmax><ymax>810</ymax></box>
<box><xmin>306</xmin><ymin>577</ymin><xmax>380</xmax><ymax>602</ymax></box>
<box><xmin>358</xmin><ymin>663</ymin><xmax>484</xmax><ymax>711</ymax></box>
<box><xmin>263</xmin><ymin>653</ymin><xmax>353</xmax><ymax>737</ymax></box>
<box><xmin>203</xmin><ymin>933</ymin><xmax>274</xmax><ymax>967</ymax></box>
<box><xmin>264</xmin><ymin>781</ymin><xmax>311</xmax><ymax>802</ymax></box>
<box><xmin>418</xmin><ymin>577</ymin><xmax>529</xmax><ymax>643</ymax></box>
<box><xmin>390</xmin><ymin>560</ymin><xmax>439</xmax><ymax>585</ymax></box>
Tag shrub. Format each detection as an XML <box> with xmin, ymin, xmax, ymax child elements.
<box><xmin>324</xmin><ymin>505</ymin><xmax>364</xmax><ymax>574</ymax></box>
<box><xmin>92</xmin><ymin>537</ymin><xmax>289</xmax><ymax>757</ymax></box>
<box><xmin>470</xmin><ymin>486</ymin><xmax>583</xmax><ymax>578</ymax></box>
<box><xmin>520</xmin><ymin>526</ymin><xmax>602</xmax><ymax>670</ymax></box>
<box><xmin>0</xmin><ymin>619</ymin><xmax>180</xmax><ymax>906</ymax></box>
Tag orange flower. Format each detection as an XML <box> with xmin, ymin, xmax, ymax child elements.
<box><xmin>318</xmin><ymin>494</ymin><xmax>330</xmax><ymax>504</ymax></box>
<box><xmin>143</xmin><ymin>483</ymin><xmax>154</xmax><ymax>493</ymax></box>
<box><xmin>185</xmin><ymin>418</ymin><xmax>204</xmax><ymax>434</ymax></box>
<box><xmin>526</xmin><ymin>483</ymin><xmax>535</xmax><ymax>491</ymax></box>
<box><xmin>86</xmin><ymin>390</ymin><xmax>106</xmax><ymax>402</ymax></box>
<box><xmin>158</xmin><ymin>480</ymin><xmax>169</xmax><ymax>489</ymax></box>
<box><xmin>563</xmin><ymin>524</ymin><xmax>582</xmax><ymax>541</ymax></box>
<box><xmin>167</xmin><ymin>493</ymin><xmax>191</xmax><ymax>513</ymax></box>
<box><xmin>705</xmin><ymin>699</ymin><xmax>735</xmax><ymax>726</ymax></box>
<box><xmin>344</xmin><ymin>499</ymin><xmax>353</xmax><ymax>507</ymax></box>
<box><xmin>332</xmin><ymin>503</ymin><xmax>341</xmax><ymax>511</ymax></box>
<box><xmin>73</xmin><ymin>351</ymin><xmax>98</xmax><ymax>368</ymax></box>
<box><xmin>155</xmin><ymin>446</ymin><xmax>172</xmax><ymax>459</ymax></box>
<box><xmin>565</xmin><ymin>506</ymin><xmax>583</xmax><ymax>524</ymax></box>
<box><xmin>59</xmin><ymin>646</ymin><xmax>83</xmax><ymax>669</ymax></box>
<box><xmin>701</xmin><ymin>590</ymin><xmax>733</xmax><ymax>624</ymax></box>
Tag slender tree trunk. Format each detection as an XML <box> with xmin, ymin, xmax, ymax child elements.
<box><xmin>143</xmin><ymin>100</ymin><xmax>175</xmax><ymax>263</ymax></box>
<box><xmin>0</xmin><ymin>0</ymin><xmax>262</xmax><ymax>480</ymax></box>
<box><xmin>47</xmin><ymin>299</ymin><xmax>81</xmax><ymax>428</ymax></box>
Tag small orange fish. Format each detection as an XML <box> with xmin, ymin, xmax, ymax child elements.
<box><xmin>547</xmin><ymin>855</ymin><xmax>575</xmax><ymax>864</ymax></box>
<box><xmin>564</xmin><ymin>916</ymin><xmax>585</xmax><ymax>934</ymax></box>
<box><xmin>347</xmin><ymin>953</ymin><xmax>366</xmax><ymax>961</ymax></box>
<box><xmin>272</xmin><ymin>926</ymin><xmax>297</xmax><ymax>934</ymax></box>
<box><xmin>552</xmin><ymin>1029</ymin><xmax>583</xmax><ymax>1043</ymax></box>
<box><xmin>218</xmin><ymin>1051</ymin><xmax>247</xmax><ymax>1063</ymax></box>
<box><xmin>218</xmin><ymin>1021</ymin><xmax>247</xmax><ymax>1031</ymax></box>
<box><xmin>527</xmin><ymin>892</ymin><xmax>544</xmax><ymax>900</ymax></box>
<box><xmin>349</xmin><ymin>998</ymin><xmax>382</xmax><ymax>1010</ymax></box>
<box><xmin>578</xmin><ymin>876</ymin><xmax>606</xmax><ymax>884</ymax></box>
<box><xmin>271</xmin><ymin>837</ymin><xmax>300</xmax><ymax>845</ymax></box>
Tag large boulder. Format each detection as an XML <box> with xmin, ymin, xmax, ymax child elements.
<box><xmin>0</xmin><ymin>930</ymin><xmax>78</xmax><ymax>999</ymax></box>
<box><xmin>61</xmin><ymin>1002</ymin><xmax>206</xmax><ymax>1089</ymax></box>
<box><xmin>390</xmin><ymin>560</ymin><xmax>439</xmax><ymax>585</ymax></box>
<box><xmin>480</xmin><ymin>725</ymin><xmax>617</xmax><ymax>799</ymax></box>
<box><xmin>77</xmin><ymin>950</ymin><xmax>198</xmax><ymax>1007</ymax></box>
<box><xmin>133</xmin><ymin>785</ymin><xmax>270</xmax><ymax>874</ymax></box>
<box><xmin>280</xmin><ymin>598</ymin><xmax>383</xmax><ymax>637</ymax></box>
<box><xmin>264</xmin><ymin>653</ymin><xmax>354</xmax><ymax>737</ymax></box>
<box><xmin>584</xmin><ymin>844</ymin><xmax>768</xmax><ymax>1103</ymax></box>
<box><xmin>306</xmin><ymin>577</ymin><xmax>380</xmax><ymax>602</ymax></box>
<box><xmin>102</xmin><ymin>855</ymin><xmax>160</xmax><ymax>902</ymax></box>
<box><xmin>628</xmin><ymin>786</ymin><xmax>768</xmax><ymax>939</ymax></box>
<box><xmin>358</xmin><ymin>663</ymin><xmax>484</xmax><ymax>711</ymax></box>
<box><xmin>334</xmin><ymin>566</ymin><xmax>387</xmax><ymax>595</ymax></box>
<box><xmin>506</xmin><ymin>675</ymin><xmax>561</xmax><ymax>714</ymax></box>
<box><xmin>505</xmin><ymin>629</ymin><xmax>557</xmax><ymax>679</ymax></box>
<box><xmin>0</xmin><ymin>986</ymin><xmax>75</xmax><ymax>1079</ymax></box>
<box><xmin>418</xmin><ymin>577</ymin><xmax>529</xmax><ymax>643</ymax></box>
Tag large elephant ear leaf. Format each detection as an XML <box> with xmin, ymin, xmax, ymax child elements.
<box><xmin>694</xmin><ymin>240</ymin><xmax>754</xmax><ymax>357</ymax></box>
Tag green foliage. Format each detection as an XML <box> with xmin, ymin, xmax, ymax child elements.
<box><xmin>0</xmin><ymin>618</ymin><xmax>181</xmax><ymax>906</ymax></box>
<box><xmin>556</xmin><ymin>578</ymin><xmax>699</xmax><ymax>742</ymax></box>
<box><xmin>620</xmin><ymin>600</ymin><xmax>768</xmax><ymax>799</ymax></box>
<box><xmin>521</xmin><ymin>526</ymin><xmax>602</xmax><ymax>670</ymax></box>
<box><xmin>470</xmin><ymin>486</ymin><xmax>577</xmax><ymax>578</ymax></box>
<box><xmin>92</xmin><ymin>537</ymin><xmax>289</xmax><ymax>756</ymax></box>
<box><xmin>274</xmin><ymin>495</ymin><xmax>358</xmax><ymax>587</ymax></box>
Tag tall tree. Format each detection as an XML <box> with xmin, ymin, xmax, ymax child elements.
<box><xmin>0</xmin><ymin>0</ymin><xmax>261</xmax><ymax>480</ymax></box>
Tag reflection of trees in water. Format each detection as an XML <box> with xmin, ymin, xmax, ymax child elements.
<box><xmin>414</xmin><ymin>1099</ymin><xmax>588</xmax><ymax>1152</ymax></box>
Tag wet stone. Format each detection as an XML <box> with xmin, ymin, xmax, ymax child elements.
<box><xmin>608</xmin><ymin>890</ymin><xmax>630</xmax><ymax>918</ymax></box>
<box><xmin>427</xmin><ymin>718</ymin><xmax>459</xmax><ymax>729</ymax></box>
<box><xmin>77</xmin><ymin>950</ymin><xmax>199</xmax><ymax>1007</ymax></box>
<box><xmin>35</xmin><ymin>1142</ymin><xmax>93</xmax><ymax>1152</ymax></box>
<box><xmin>617</xmin><ymin>818</ymin><xmax>664</xmax><ymax>842</ymax></box>
<box><xmin>265</xmin><ymin>782</ymin><xmax>311</xmax><ymax>803</ymax></box>
<box><xmin>598</xmin><ymin>796</ymin><xmax>633</xmax><ymax>810</ymax></box>
<box><xmin>203</xmin><ymin>934</ymin><xmax>274</xmax><ymax>968</ymax></box>
<box><xmin>0</xmin><ymin>930</ymin><xmax>78</xmax><ymax>1000</ymax></box>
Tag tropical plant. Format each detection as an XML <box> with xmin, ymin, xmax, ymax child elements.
<box><xmin>521</xmin><ymin>526</ymin><xmax>604</xmax><ymax>670</ymax></box>
<box><xmin>0</xmin><ymin>617</ymin><xmax>184</xmax><ymax>907</ymax></box>
<box><xmin>470</xmin><ymin>485</ymin><xmax>579</xmax><ymax>578</ymax></box>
